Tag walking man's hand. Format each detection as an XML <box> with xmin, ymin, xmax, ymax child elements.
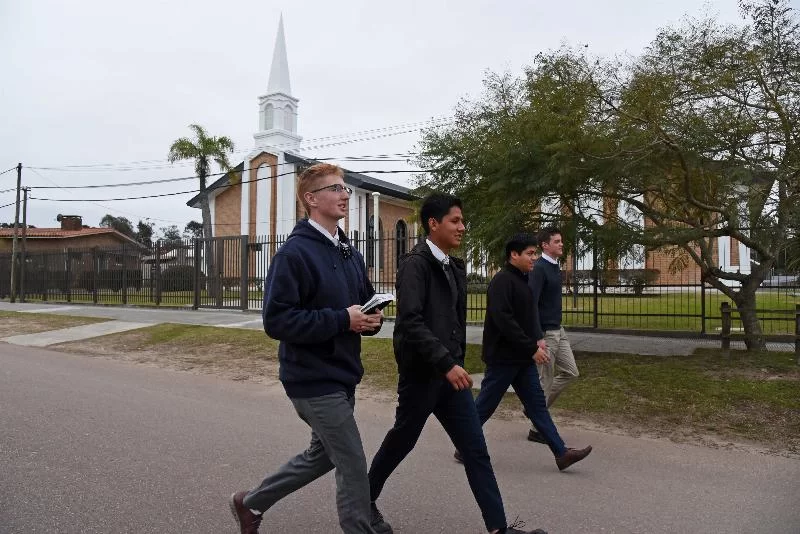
<box><xmin>347</xmin><ymin>305</ymin><xmax>382</xmax><ymax>333</ymax></box>
<box><xmin>445</xmin><ymin>365</ymin><xmax>473</xmax><ymax>391</ymax></box>
<box><xmin>533</xmin><ymin>347</ymin><xmax>550</xmax><ymax>364</ymax></box>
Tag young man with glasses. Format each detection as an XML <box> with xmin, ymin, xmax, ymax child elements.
<box><xmin>367</xmin><ymin>194</ymin><xmax>547</xmax><ymax>534</ymax></box>
<box><xmin>229</xmin><ymin>163</ymin><xmax>384</xmax><ymax>534</ymax></box>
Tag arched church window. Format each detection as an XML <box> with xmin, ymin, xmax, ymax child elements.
<box><xmin>395</xmin><ymin>220</ymin><xmax>407</xmax><ymax>266</ymax></box>
<box><xmin>264</xmin><ymin>104</ymin><xmax>274</xmax><ymax>130</ymax></box>
<box><xmin>284</xmin><ymin>105</ymin><xmax>294</xmax><ymax>131</ymax></box>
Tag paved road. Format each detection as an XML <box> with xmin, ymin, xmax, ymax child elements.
<box><xmin>3</xmin><ymin>301</ymin><xmax>789</xmax><ymax>355</ymax></box>
<box><xmin>2</xmin><ymin>344</ymin><xmax>798</xmax><ymax>533</ymax></box>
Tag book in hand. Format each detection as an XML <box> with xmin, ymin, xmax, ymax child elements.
<box><xmin>360</xmin><ymin>293</ymin><xmax>395</xmax><ymax>314</ymax></box>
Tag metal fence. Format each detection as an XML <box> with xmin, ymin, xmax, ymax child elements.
<box><xmin>2</xmin><ymin>233</ymin><xmax>799</xmax><ymax>336</ymax></box>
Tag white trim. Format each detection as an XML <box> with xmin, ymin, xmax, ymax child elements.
<box><xmin>240</xmin><ymin>156</ymin><xmax>250</xmax><ymax>235</ymax></box>
<box><xmin>256</xmin><ymin>164</ymin><xmax>271</xmax><ymax>236</ymax></box>
<box><xmin>208</xmin><ymin>196</ymin><xmax>215</xmax><ymax>238</ymax></box>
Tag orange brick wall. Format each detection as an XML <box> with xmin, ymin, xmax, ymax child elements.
<box><xmin>213</xmin><ymin>184</ymin><xmax>241</xmax><ymax>238</ymax></box>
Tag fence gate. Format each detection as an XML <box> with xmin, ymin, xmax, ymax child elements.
<box><xmin>194</xmin><ymin>235</ymin><xmax>249</xmax><ymax>310</ymax></box>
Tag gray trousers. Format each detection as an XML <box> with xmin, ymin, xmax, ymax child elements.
<box><xmin>537</xmin><ymin>327</ymin><xmax>580</xmax><ymax>407</ymax></box>
<box><xmin>243</xmin><ymin>391</ymin><xmax>376</xmax><ymax>534</ymax></box>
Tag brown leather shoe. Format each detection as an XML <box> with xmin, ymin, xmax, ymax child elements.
<box><xmin>555</xmin><ymin>446</ymin><xmax>592</xmax><ymax>471</ymax></box>
<box><xmin>229</xmin><ymin>491</ymin><xmax>263</xmax><ymax>533</ymax></box>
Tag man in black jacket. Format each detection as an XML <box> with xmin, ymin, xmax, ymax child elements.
<box><xmin>453</xmin><ymin>234</ymin><xmax>591</xmax><ymax>471</ymax></box>
<box><xmin>368</xmin><ymin>194</ymin><xmax>546</xmax><ymax>534</ymax></box>
<box><xmin>229</xmin><ymin>163</ymin><xmax>384</xmax><ymax>534</ymax></box>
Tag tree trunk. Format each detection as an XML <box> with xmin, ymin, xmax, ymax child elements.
<box><xmin>199</xmin><ymin>178</ymin><xmax>217</xmax><ymax>299</ymax></box>
<box><xmin>734</xmin><ymin>291</ymin><xmax>766</xmax><ymax>351</ymax></box>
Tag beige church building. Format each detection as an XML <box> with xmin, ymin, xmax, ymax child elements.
<box><xmin>187</xmin><ymin>17</ymin><xmax>417</xmax><ymax>271</ymax></box>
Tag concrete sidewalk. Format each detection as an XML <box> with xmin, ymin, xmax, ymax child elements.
<box><xmin>1</xmin><ymin>320</ymin><xmax>151</xmax><ymax>347</ymax></box>
<box><xmin>0</xmin><ymin>300</ymin><xmax>793</xmax><ymax>354</ymax></box>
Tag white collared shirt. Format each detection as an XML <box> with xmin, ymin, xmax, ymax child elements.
<box><xmin>541</xmin><ymin>253</ymin><xmax>559</xmax><ymax>266</ymax></box>
<box><xmin>308</xmin><ymin>219</ymin><xmax>340</xmax><ymax>246</ymax></box>
<box><xmin>426</xmin><ymin>238</ymin><xmax>449</xmax><ymax>265</ymax></box>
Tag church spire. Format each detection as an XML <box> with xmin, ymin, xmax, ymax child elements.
<box><xmin>255</xmin><ymin>14</ymin><xmax>302</xmax><ymax>150</ymax></box>
<box><xmin>266</xmin><ymin>14</ymin><xmax>291</xmax><ymax>95</ymax></box>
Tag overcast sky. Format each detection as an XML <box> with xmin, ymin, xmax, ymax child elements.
<box><xmin>0</xmin><ymin>0</ymin><xmax>749</xmax><ymax>233</ymax></box>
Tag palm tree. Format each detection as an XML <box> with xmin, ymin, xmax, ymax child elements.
<box><xmin>168</xmin><ymin>124</ymin><xmax>235</xmax><ymax>297</ymax></box>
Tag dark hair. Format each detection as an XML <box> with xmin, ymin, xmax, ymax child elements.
<box><xmin>505</xmin><ymin>233</ymin><xmax>538</xmax><ymax>260</ymax></box>
<box><xmin>420</xmin><ymin>193</ymin><xmax>462</xmax><ymax>234</ymax></box>
<box><xmin>536</xmin><ymin>226</ymin><xmax>562</xmax><ymax>247</ymax></box>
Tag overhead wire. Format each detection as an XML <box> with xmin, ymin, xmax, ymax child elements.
<box><xmin>27</xmin><ymin>117</ymin><xmax>450</xmax><ymax>172</ymax></box>
<box><xmin>29</xmin><ymin>166</ymin><xmax>427</xmax><ymax>203</ymax></box>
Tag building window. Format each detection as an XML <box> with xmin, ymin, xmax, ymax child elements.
<box><xmin>366</xmin><ymin>218</ymin><xmax>384</xmax><ymax>268</ymax></box>
<box><xmin>395</xmin><ymin>220</ymin><xmax>407</xmax><ymax>266</ymax></box>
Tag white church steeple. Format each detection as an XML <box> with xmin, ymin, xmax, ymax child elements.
<box><xmin>255</xmin><ymin>14</ymin><xmax>302</xmax><ymax>151</ymax></box>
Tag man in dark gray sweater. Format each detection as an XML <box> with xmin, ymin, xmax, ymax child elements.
<box><xmin>527</xmin><ymin>227</ymin><xmax>581</xmax><ymax>444</ymax></box>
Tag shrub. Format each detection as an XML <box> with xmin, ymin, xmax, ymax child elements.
<box><xmin>160</xmin><ymin>265</ymin><xmax>204</xmax><ymax>292</ymax></box>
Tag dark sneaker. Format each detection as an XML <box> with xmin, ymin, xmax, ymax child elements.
<box><xmin>555</xmin><ymin>446</ymin><xmax>593</xmax><ymax>471</ymax></box>
<box><xmin>370</xmin><ymin>502</ymin><xmax>394</xmax><ymax>534</ymax></box>
<box><xmin>527</xmin><ymin>429</ymin><xmax>547</xmax><ymax>444</ymax></box>
<box><xmin>229</xmin><ymin>491</ymin><xmax>262</xmax><ymax>534</ymax></box>
<box><xmin>453</xmin><ymin>450</ymin><xmax>463</xmax><ymax>464</ymax></box>
<box><xmin>504</xmin><ymin>517</ymin><xmax>548</xmax><ymax>533</ymax></box>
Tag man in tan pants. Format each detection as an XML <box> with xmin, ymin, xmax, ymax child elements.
<box><xmin>526</xmin><ymin>227</ymin><xmax>579</xmax><ymax>443</ymax></box>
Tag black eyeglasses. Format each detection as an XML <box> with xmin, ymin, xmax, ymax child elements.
<box><xmin>309</xmin><ymin>183</ymin><xmax>353</xmax><ymax>195</ymax></box>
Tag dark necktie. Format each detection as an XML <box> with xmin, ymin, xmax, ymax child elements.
<box><xmin>442</xmin><ymin>261</ymin><xmax>458</xmax><ymax>309</ymax></box>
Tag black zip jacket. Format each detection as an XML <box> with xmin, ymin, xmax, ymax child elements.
<box><xmin>392</xmin><ymin>241</ymin><xmax>466</xmax><ymax>380</ymax></box>
<box><xmin>482</xmin><ymin>263</ymin><xmax>540</xmax><ymax>365</ymax></box>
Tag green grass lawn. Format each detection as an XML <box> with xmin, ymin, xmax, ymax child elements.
<box><xmin>7</xmin><ymin>286</ymin><xmax>799</xmax><ymax>333</ymax></box>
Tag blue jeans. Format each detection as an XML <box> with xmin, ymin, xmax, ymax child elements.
<box><xmin>475</xmin><ymin>363</ymin><xmax>567</xmax><ymax>458</ymax></box>
<box><xmin>368</xmin><ymin>374</ymin><xmax>507</xmax><ymax>532</ymax></box>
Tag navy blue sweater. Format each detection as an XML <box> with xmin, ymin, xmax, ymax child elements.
<box><xmin>262</xmin><ymin>219</ymin><xmax>375</xmax><ymax>398</ymax></box>
<box><xmin>528</xmin><ymin>257</ymin><xmax>562</xmax><ymax>340</ymax></box>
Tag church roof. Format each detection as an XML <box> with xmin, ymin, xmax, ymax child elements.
<box><xmin>186</xmin><ymin>156</ymin><xmax>416</xmax><ymax>208</ymax></box>
<box><xmin>284</xmin><ymin>153</ymin><xmax>417</xmax><ymax>201</ymax></box>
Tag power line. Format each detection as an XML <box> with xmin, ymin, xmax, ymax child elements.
<box><xmin>27</xmin><ymin>117</ymin><xmax>450</xmax><ymax>171</ymax></box>
<box><xmin>0</xmin><ymin>167</ymin><xmax>17</xmax><ymax>177</ymax></box>
<box><xmin>29</xmin><ymin>166</ymin><xmax>425</xmax><ymax>203</ymax></box>
<box><xmin>0</xmin><ymin>201</ymin><xmax>15</xmax><ymax>209</ymax></box>
<box><xmin>29</xmin><ymin>152</ymin><xmax>421</xmax><ymax>190</ymax></box>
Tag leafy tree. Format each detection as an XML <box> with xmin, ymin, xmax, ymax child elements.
<box><xmin>168</xmin><ymin>124</ymin><xmax>235</xmax><ymax>295</ymax></box>
<box><xmin>184</xmin><ymin>220</ymin><xmax>204</xmax><ymax>239</ymax></box>
<box><xmin>159</xmin><ymin>225</ymin><xmax>182</xmax><ymax>243</ymax></box>
<box><xmin>99</xmin><ymin>214</ymin><xmax>135</xmax><ymax>239</ymax></box>
<box><xmin>417</xmin><ymin>0</ymin><xmax>800</xmax><ymax>350</ymax></box>
<box><xmin>136</xmin><ymin>220</ymin><xmax>155</xmax><ymax>249</ymax></box>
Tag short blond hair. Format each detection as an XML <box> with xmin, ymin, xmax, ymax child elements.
<box><xmin>297</xmin><ymin>163</ymin><xmax>345</xmax><ymax>216</ymax></box>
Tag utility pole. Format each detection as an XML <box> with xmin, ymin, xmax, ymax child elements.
<box><xmin>10</xmin><ymin>163</ymin><xmax>22</xmax><ymax>303</ymax></box>
<box><xmin>20</xmin><ymin>187</ymin><xmax>29</xmax><ymax>302</ymax></box>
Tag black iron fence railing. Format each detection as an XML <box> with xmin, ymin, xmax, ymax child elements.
<box><xmin>2</xmin><ymin>232</ymin><xmax>798</xmax><ymax>336</ymax></box>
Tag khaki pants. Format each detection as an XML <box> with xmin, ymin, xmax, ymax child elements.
<box><xmin>537</xmin><ymin>327</ymin><xmax>579</xmax><ymax>408</ymax></box>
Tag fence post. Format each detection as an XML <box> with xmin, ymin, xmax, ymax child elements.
<box><xmin>700</xmin><ymin>278</ymin><xmax>706</xmax><ymax>335</ymax></box>
<box><xmin>795</xmin><ymin>304</ymin><xmax>799</xmax><ymax>365</ymax></box>
<box><xmin>721</xmin><ymin>302</ymin><xmax>731</xmax><ymax>358</ymax></box>
<box><xmin>66</xmin><ymin>249</ymin><xmax>72</xmax><ymax>303</ymax></box>
<box><xmin>240</xmin><ymin>235</ymin><xmax>249</xmax><ymax>311</ymax></box>
<box><xmin>91</xmin><ymin>247</ymin><xmax>99</xmax><ymax>304</ymax></box>
<box><xmin>154</xmin><ymin>240</ymin><xmax>162</xmax><ymax>306</ymax></box>
<box><xmin>121</xmin><ymin>243</ymin><xmax>128</xmax><ymax>305</ymax></box>
<box><xmin>592</xmin><ymin>238</ymin><xmax>598</xmax><ymax>329</ymax></box>
<box><xmin>193</xmin><ymin>239</ymin><xmax>201</xmax><ymax>310</ymax></box>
